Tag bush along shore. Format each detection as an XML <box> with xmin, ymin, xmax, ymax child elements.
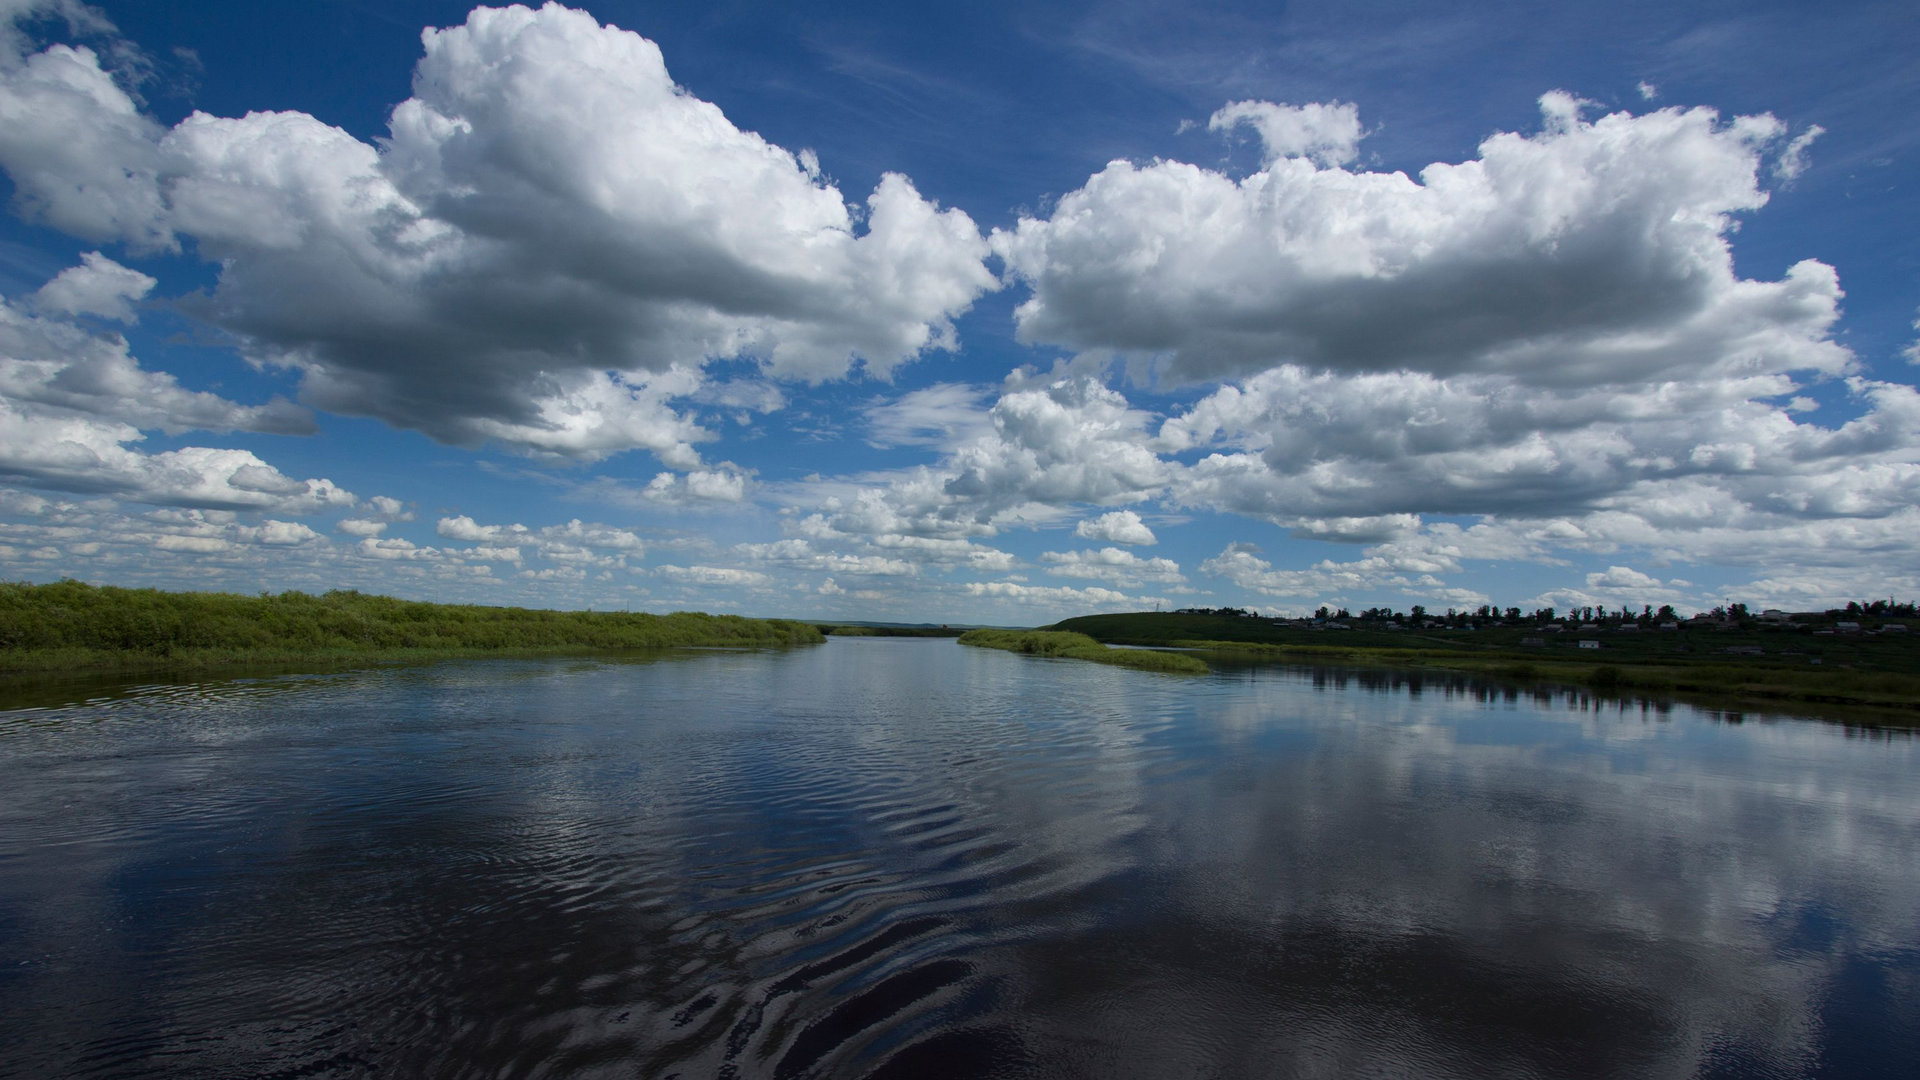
<box><xmin>1047</xmin><ymin>611</ymin><xmax>1920</xmax><ymax>721</ymax></box>
<box><xmin>0</xmin><ymin>580</ymin><xmax>824</xmax><ymax>674</ymax></box>
<box><xmin>956</xmin><ymin>628</ymin><xmax>1210</xmax><ymax>674</ymax></box>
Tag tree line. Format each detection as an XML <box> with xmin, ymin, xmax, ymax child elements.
<box><xmin>1178</xmin><ymin>599</ymin><xmax>1917</xmax><ymax>628</ymax></box>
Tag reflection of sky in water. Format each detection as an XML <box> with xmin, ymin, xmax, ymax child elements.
<box><xmin>1116</xmin><ymin>669</ymin><xmax>1919</xmax><ymax>1077</ymax></box>
<box><xmin>0</xmin><ymin>641</ymin><xmax>1914</xmax><ymax>1078</ymax></box>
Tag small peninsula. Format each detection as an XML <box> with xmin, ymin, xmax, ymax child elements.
<box><xmin>957</xmin><ymin>628</ymin><xmax>1209</xmax><ymax>674</ymax></box>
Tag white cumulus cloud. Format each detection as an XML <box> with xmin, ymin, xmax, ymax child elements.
<box><xmin>811</xmin><ymin>376</ymin><xmax>1169</xmax><ymax>545</ymax></box>
<box><xmin>736</xmin><ymin>538</ymin><xmax>915</xmax><ymax>576</ymax></box>
<box><xmin>1074</xmin><ymin>509</ymin><xmax>1157</xmax><ymax>545</ymax></box>
<box><xmin>0</xmin><ymin>3</ymin><xmax>998</xmax><ymax>464</ymax></box>
<box><xmin>654</xmin><ymin>564</ymin><xmax>771</xmax><ymax>587</ymax></box>
<box><xmin>29</xmin><ymin>250</ymin><xmax>153</xmax><ymax>321</ymax></box>
<box><xmin>962</xmin><ymin>580</ymin><xmax>1135</xmax><ymax>607</ymax></box>
<box><xmin>996</xmin><ymin>94</ymin><xmax>1838</xmax><ymax>389</ymax></box>
<box><xmin>1209</xmin><ymin>99</ymin><xmax>1362</xmax><ymax>167</ymax></box>
<box><xmin>1040</xmin><ymin>546</ymin><xmax>1184</xmax><ymax>585</ymax></box>
<box><xmin>639</xmin><ymin>466</ymin><xmax>752</xmax><ymax>505</ymax></box>
<box><xmin>1</xmin><ymin>267</ymin><xmax>313</xmax><ymax>438</ymax></box>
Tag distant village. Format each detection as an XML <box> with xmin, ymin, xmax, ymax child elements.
<box><xmin>1176</xmin><ymin>599</ymin><xmax>1916</xmax><ymax>640</ymax></box>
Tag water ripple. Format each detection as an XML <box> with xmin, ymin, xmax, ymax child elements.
<box><xmin>1</xmin><ymin>643</ymin><xmax>1914</xmax><ymax>1078</ymax></box>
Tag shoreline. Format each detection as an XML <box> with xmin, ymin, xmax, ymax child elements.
<box><xmin>1046</xmin><ymin>611</ymin><xmax>1920</xmax><ymax>727</ymax></box>
<box><xmin>1189</xmin><ymin>642</ymin><xmax>1920</xmax><ymax>728</ymax></box>
<box><xmin>0</xmin><ymin>640</ymin><xmax>822</xmax><ymax>678</ymax></box>
<box><xmin>0</xmin><ymin>581</ymin><xmax>825</xmax><ymax>678</ymax></box>
<box><xmin>957</xmin><ymin>628</ymin><xmax>1210</xmax><ymax>674</ymax></box>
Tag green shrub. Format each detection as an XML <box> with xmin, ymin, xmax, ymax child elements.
<box><xmin>1587</xmin><ymin>665</ymin><xmax>1625</xmax><ymax>689</ymax></box>
<box><xmin>0</xmin><ymin>580</ymin><xmax>823</xmax><ymax>672</ymax></box>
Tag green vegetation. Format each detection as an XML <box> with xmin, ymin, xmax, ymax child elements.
<box><xmin>1047</xmin><ymin>611</ymin><xmax>1920</xmax><ymax>720</ymax></box>
<box><xmin>956</xmin><ymin>628</ymin><xmax>1209</xmax><ymax>674</ymax></box>
<box><xmin>0</xmin><ymin>580</ymin><xmax>823</xmax><ymax>674</ymax></box>
<box><xmin>817</xmin><ymin>623</ymin><xmax>965</xmax><ymax>637</ymax></box>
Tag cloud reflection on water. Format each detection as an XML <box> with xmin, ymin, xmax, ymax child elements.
<box><xmin>0</xmin><ymin>642</ymin><xmax>1913</xmax><ymax>1077</ymax></box>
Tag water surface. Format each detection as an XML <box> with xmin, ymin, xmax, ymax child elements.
<box><xmin>1</xmin><ymin>639</ymin><xmax>1914</xmax><ymax>1078</ymax></box>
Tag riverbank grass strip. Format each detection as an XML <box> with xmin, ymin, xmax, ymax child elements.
<box><xmin>1171</xmin><ymin>639</ymin><xmax>1920</xmax><ymax>714</ymax></box>
<box><xmin>957</xmin><ymin>629</ymin><xmax>1209</xmax><ymax>674</ymax></box>
<box><xmin>1044</xmin><ymin>612</ymin><xmax>1920</xmax><ymax>718</ymax></box>
<box><xmin>0</xmin><ymin>580</ymin><xmax>824</xmax><ymax>674</ymax></box>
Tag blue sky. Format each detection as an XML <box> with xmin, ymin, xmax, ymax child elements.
<box><xmin>0</xmin><ymin>0</ymin><xmax>1915</xmax><ymax>623</ymax></box>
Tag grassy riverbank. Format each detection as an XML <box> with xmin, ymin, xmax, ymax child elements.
<box><xmin>957</xmin><ymin>628</ymin><xmax>1209</xmax><ymax>674</ymax></box>
<box><xmin>1199</xmin><ymin>642</ymin><xmax>1920</xmax><ymax>715</ymax></box>
<box><xmin>0</xmin><ymin>581</ymin><xmax>823</xmax><ymax>674</ymax></box>
<box><xmin>1047</xmin><ymin>611</ymin><xmax>1920</xmax><ymax>718</ymax></box>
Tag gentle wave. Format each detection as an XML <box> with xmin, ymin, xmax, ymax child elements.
<box><xmin>1</xmin><ymin>641</ymin><xmax>1915</xmax><ymax>1078</ymax></box>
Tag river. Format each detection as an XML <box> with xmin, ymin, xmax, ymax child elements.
<box><xmin>0</xmin><ymin>638</ymin><xmax>1914</xmax><ymax>1078</ymax></box>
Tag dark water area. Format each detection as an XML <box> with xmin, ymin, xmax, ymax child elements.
<box><xmin>1</xmin><ymin>639</ymin><xmax>1915</xmax><ymax>1079</ymax></box>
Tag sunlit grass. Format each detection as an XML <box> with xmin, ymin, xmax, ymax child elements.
<box><xmin>0</xmin><ymin>580</ymin><xmax>823</xmax><ymax>673</ymax></box>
